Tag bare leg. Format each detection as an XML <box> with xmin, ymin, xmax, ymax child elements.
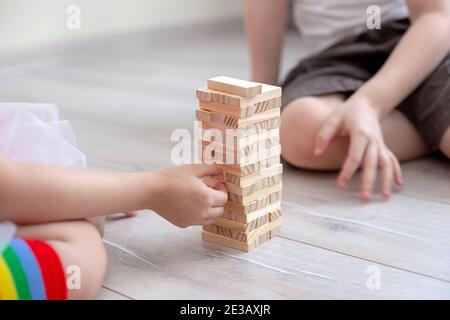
<box><xmin>16</xmin><ymin>220</ymin><xmax>106</xmax><ymax>300</ymax></box>
<box><xmin>280</xmin><ymin>94</ymin><xmax>430</xmax><ymax>170</ymax></box>
<box><xmin>439</xmin><ymin>127</ymin><xmax>450</xmax><ymax>159</ymax></box>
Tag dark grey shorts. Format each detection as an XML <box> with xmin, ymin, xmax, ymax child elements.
<box><xmin>282</xmin><ymin>18</ymin><xmax>450</xmax><ymax>150</ymax></box>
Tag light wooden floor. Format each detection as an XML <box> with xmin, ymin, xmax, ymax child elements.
<box><xmin>1</xmin><ymin>19</ymin><xmax>449</xmax><ymax>300</ymax></box>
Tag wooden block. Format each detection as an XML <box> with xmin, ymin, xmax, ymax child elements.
<box><xmin>201</xmin><ymin>144</ymin><xmax>281</xmax><ymax>166</ymax></box>
<box><xmin>203</xmin><ymin>221</ymin><xmax>280</xmax><ymax>243</ymax></box>
<box><xmin>195</xmin><ymin>109</ymin><xmax>210</xmax><ymax>122</ymax></box>
<box><xmin>197</xmin><ymin>84</ymin><xmax>281</xmax><ymax>109</ymax></box>
<box><xmin>222</xmin><ymin>202</ymin><xmax>282</xmax><ymax>223</ymax></box>
<box><xmin>224</xmin><ymin>163</ymin><xmax>283</xmax><ymax>185</ymax></box>
<box><xmin>225</xmin><ymin>192</ymin><xmax>282</xmax><ymax>215</ymax></box>
<box><xmin>202</xmin><ymin>225</ymin><xmax>276</xmax><ymax>252</ymax></box>
<box><xmin>198</xmin><ymin>117</ymin><xmax>281</xmax><ymax>137</ymax></box>
<box><xmin>213</xmin><ymin>215</ymin><xmax>269</xmax><ymax>233</ymax></box>
<box><xmin>269</xmin><ymin>209</ymin><xmax>282</xmax><ymax>222</ymax></box>
<box><xmin>196</xmin><ymin>108</ymin><xmax>280</xmax><ymax>129</ymax></box>
<box><xmin>215</xmin><ymin>207</ymin><xmax>282</xmax><ymax>231</ymax></box>
<box><xmin>228</xmin><ymin>182</ymin><xmax>283</xmax><ymax>205</ymax></box>
<box><xmin>197</xmin><ymin>89</ymin><xmax>241</xmax><ymax>108</ymax></box>
<box><xmin>225</xmin><ymin>173</ymin><xmax>282</xmax><ymax>196</ymax></box>
<box><xmin>199</xmin><ymin>135</ymin><xmax>279</xmax><ymax>158</ymax></box>
<box><xmin>249</xmin><ymin>96</ymin><xmax>282</xmax><ymax>116</ymax></box>
<box><xmin>217</xmin><ymin>155</ymin><xmax>280</xmax><ymax>176</ymax></box>
<box><xmin>236</xmin><ymin>136</ymin><xmax>280</xmax><ymax>156</ymax></box>
<box><xmin>202</xmin><ymin>217</ymin><xmax>282</xmax><ymax>252</ymax></box>
<box><xmin>202</xmin><ymin>231</ymin><xmax>249</xmax><ymax>251</ymax></box>
<box><xmin>203</xmin><ymin>224</ymin><xmax>252</xmax><ymax>242</ymax></box>
<box><xmin>200</xmin><ymin>129</ymin><xmax>279</xmax><ymax>164</ymax></box>
<box><xmin>199</xmin><ymin>96</ymin><xmax>281</xmax><ymax>118</ymax></box>
<box><xmin>201</xmin><ymin>127</ymin><xmax>279</xmax><ymax>149</ymax></box>
<box><xmin>207</xmin><ymin>76</ymin><xmax>262</xmax><ymax>98</ymax></box>
<box><xmin>235</xmin><ymin>109</ymin><xmax>280</xmax><ymax>128</ymax></box>
<box><xmin>245</xmin><ymin>216</ymin><xmax>282</xmax><ymax>243</ymax></box>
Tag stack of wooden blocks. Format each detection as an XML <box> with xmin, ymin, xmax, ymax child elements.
<box><xmin>196</xmin><ymin>76</ymin><xmax>283</xmax><ymax>252</ymax></box>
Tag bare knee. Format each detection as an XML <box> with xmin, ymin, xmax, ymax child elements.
<box><xmin>439</xmin><ymin>127</ymin><xmax>450</xmax><ymax>159</ymax></box>
<box><xmin>280</xmin><ymin>95</ymin><xmax>346</xmax><ymax>169</ymax></box>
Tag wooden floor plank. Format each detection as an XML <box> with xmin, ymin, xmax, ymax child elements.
<box><xmin>282</xmin><ymin>165</ymin><xmax>450</xmax><ymax>280</ymax></box>
<box><xmin>97</xmin><ymin>286</ymin><xmax>132</xmax><ymax>300</ymax></box>
<box><xmin>102</xmin><ymin>212</ymin><xmax>450</xmax><ymax>299</ymax></box>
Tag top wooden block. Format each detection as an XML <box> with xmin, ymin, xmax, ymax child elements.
<box><xmin>197</xmin><ymin>84</ymin><xmax>281</xmax><ymax>112</ymax></box>
<box><xmin>207</xmin><ymin>76</ymin><xmax>262</xmax><ymax>98</ymax></box>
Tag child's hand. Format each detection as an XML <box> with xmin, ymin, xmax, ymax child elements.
<box><xmin>314</xmin><ymin>96</ymin><xmax>403</xmax><ymax>200</ymax></box>
<box><xmin>150</xmin><ymin>164</ymin><xmax>228</xmax><ymax>228</ymax></box>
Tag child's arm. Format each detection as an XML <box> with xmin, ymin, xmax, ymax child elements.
<box><xmin>352</xmin><ymin>0</ymin><xmax>450</xmax><ymax>116</ymax></box>
<box><xmin>245</xmin><ymin>0</ymin><xmax>289</xmax><ymax>84</ymax></box>
<box><xmin>315</xmin><ymin>0</ymin><xmax>450</xmax><ymax>199</ymax></box>
<box><xmin>0</xmin><ymin>154</ymin><xmax>227</xmax><ymax>227</ymax></box>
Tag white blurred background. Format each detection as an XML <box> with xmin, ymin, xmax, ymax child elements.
<box><xmin>0</xmin><ymin>0</ymin><xmax>243</xmax><ymax>52</ymax></box>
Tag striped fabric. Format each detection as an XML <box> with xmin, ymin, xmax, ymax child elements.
<box><xmin>0</xmin><ymin>238</ymin><xmax>67</xmax><ymax>300</ymax></box>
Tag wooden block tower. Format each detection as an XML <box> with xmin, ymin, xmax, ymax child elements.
<box><xmin>196</xmin><ymin>76</ymin><xmax>282</xmax><ymax>252</ymax></box>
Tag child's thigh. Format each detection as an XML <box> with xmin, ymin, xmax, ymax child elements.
<box><xmin>16</xmin><ymin>220</ymin><xmax>107</xmax><ymax>299</ymax></box>
<box><xmin>439</xmin><ymin>127</ymin><xmax>450</xmax><ymax>159</ymax></box>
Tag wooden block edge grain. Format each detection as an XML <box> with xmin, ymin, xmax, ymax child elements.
<box><xmin>197</xmin><ymin>86</ymin><xmax>281</xmax><ymax>111</ymax></box>
<box><xmin>198</xmin><ymin>118</ymin><xmax>280</xmax><ymax>137</ymax></box>
<box><xmin>214</xmin><ymin>207</ymin><xmax>281</xmax><ymax>231</ymax></box>
<box><xmin>228</xmin><ymin>182</ymin><xmax>283</xmax><ymax>205</ymax></box>
<box><xmin>199</xmin><ymin>138</ymin><xmax>279</xmax><ymax>160</ymax></box>
<box><xmin>195</xmin><ymin>109</ymin><xmax>211</xmax><ymax>122</ymax></box>
<box><xmin>223</xmin><ymin>201</ymin><xmax>282</xmax><ymax>221</ymax></box>
<box><xmin>202</xmin><ymin>231</ymin><xmax>250</xmax><ymax>252</ymax></box>
<box><xmin>218</xmin><ymin>155</ymin><xmax>281</xmax><ymax>177</ymax></box>
<box><xmin>199</xmin><ymin>96</ymin><xmax>281</xmax><ymax>118</ymax></box>
<box><xmin>207</xmin><ymin>76</ymin><xmax>262</xmax><ymax>98</ymax></box>
<box><xmin>212</xmin><ymin>145</ymin><xmax>282</xmax><ymax>167</ymax></box>
<box><xmin>224</xmin><ymin>192</ymin><xmax>282</xmax><ymax>215</ymax></box>
<box><xmin>201</xmin><ymin>128</ymin><xmax>279</xmax><ymax>148</ymax></box>
<box><xmin>225</xmin><ymin>173</ymin><xmax>283</xmax><ymax>196</ymax></box>
<box><xmin>224</xmin><ymin>163</ymin><xmax>283</xmax><ymax>186</ymax></box>
<box><xmin>199</xmin><ymin>101</ymin><xmax>241</xmax><ymax>117</ymax></box>
<box><xmin>202</xmin><ymin>217</ymin><xmax>282</xmax><ymax>252</ymax></box>
<box><xmin>197</xmin><ymin>108</ymin><xmax>280</xmax><ymax>129</ymax></box>
<box><xmin>246</xmin><ymin>217</ymin><xmax>282</xmax><ymax>243</ymax></box>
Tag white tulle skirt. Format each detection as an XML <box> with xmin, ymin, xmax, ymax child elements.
<box><xmin>0</xmin><ymin>103</ymin><xmax>103</xmax><ymax>254</ymax></box>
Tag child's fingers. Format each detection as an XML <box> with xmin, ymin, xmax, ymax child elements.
<box><xmin>211</xmin><ymin>172</ymin><xmax>225</xmax><ymax>181</ymax></box>
<box><xmin>207</xmin><ymin>184</ymin><xmax>228</xmax><ymax>207</ymax></box>
<box><xmin>360</xmin><ymin>142</ymin><xmax>378</xmax><ymax>201</ymax></box>
<box><xmin>338</xmin><ymin>133</ymin><xmax>368</xmax><ymax>187</ymax></box>
<box><xmin>379</xmin><ymin>150</ymin><xmax>394</xmax><ymax>198</ymax></box>
<box><xmin>191</xmin><ymin>164</ymin><xmax>222</xmax><ymax>178</ymax></box>
<box><xmin>389</xmin><ymin>151</ymin><xmax>403</xmax><ymax>186</ymax></box>
<box><xmin>213</xmin><ymin>181</ymin><xmax>226</xmax><ymax>191</ymax></box>
<box><xmin>207</xmin><ymin>207</ymin><xmax>224</xmax><ymax>219</ymax></box>
<box><xmin>315</xmin><ymin>116</ymin><xmax>341</xmax><ymax>155</ymax></box>
<box><xmin>202</xmin><ymin>219</ymin><xmax>215</xmax><ymax>226</ymax></box>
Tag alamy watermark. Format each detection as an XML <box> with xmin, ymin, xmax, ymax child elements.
<box><xmin>66</xmin><ymin>265</ymin><xmax>82</xmax><ymax>290</ymax></box>
<box><xmin>171</xmin><ymin>121</ymin><xmax>277</xmax><ymax>166</ymax></box>
<box><xmin>366</xmin><ymin>265</ymin><xmax>382</xmax><ymax>290</ymax></box>
<box><xmin>66</xmin><ymin>5</ymin><xmax>81</xmax><ymax>30</ymax></box>
<box><xmin>367</xmin><ymin>5</ymin><xmax>381</xmax><ymax>30</ymax></box>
